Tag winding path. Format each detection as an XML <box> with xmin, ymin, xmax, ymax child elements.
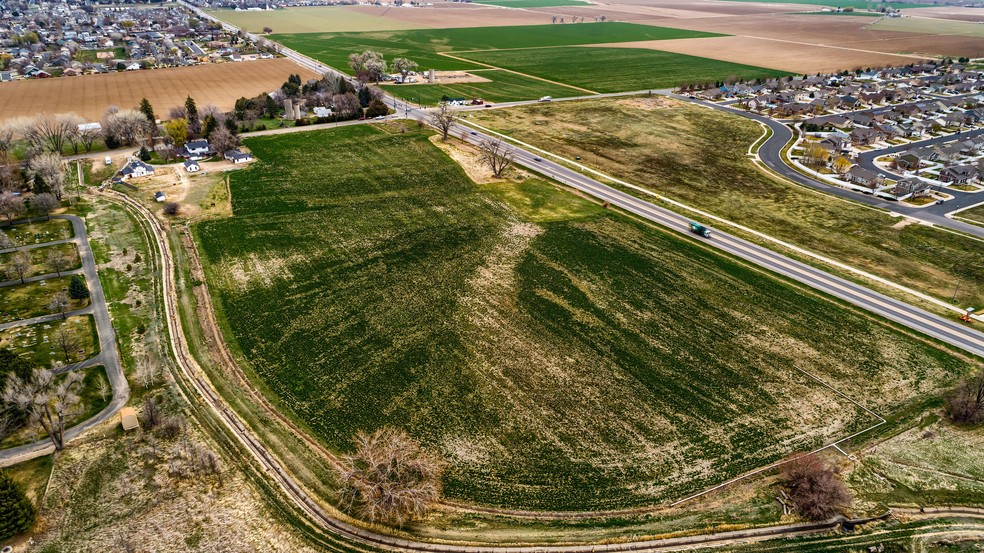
<box><xmin>0</xmin><ymin>214</ymin><xmax>128</xmax><ymax>467</ymax></box>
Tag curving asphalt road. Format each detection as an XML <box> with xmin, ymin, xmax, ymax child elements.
<box><xmin>0</xmin><ymin>214</ymin><xmax>128</xmax><ymax>467</ymax></box>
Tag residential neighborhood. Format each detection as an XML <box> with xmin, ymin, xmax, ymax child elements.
<box><xmin>0</xmin><ymin>1</ymin><xmax>276</xmax><ymax>81</ymax></box>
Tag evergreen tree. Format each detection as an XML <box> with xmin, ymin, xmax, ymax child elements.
<box><xmin>185</xmin><ymin>95</ymin><xmax>200</xmax><ymax>134</ymax></box>
<box><xmin>0</xmin><ymin>470</ymin><xmax>36</xmax><ymax>541</ymax></box>
<box><xmin>265</xmin><ymin>95</ymin><xmax>279</xmax><ymax>119</ymax></box>
<box><xmin>138</xmin><ymin>97</ymin><xmax>156</xmax><ymax>123</ymax></box>
<box><xmin>139</xmin><ymin>145</ymin><xmax>151</xmax><ymax>161</ymax></box>
<box><xmin>68</xmin><ymin>274</ymin><xmax>89</xmax><ymax>300</ymax></box>
<box><xmin>358</xmin><ymin>87</ymin><xmax>372</xmax><ymax>108</ymax></box>
<box><xmin>202</xmin><ymin>114</ymin><xmax>218</xmax><ymax>139</ymax></box>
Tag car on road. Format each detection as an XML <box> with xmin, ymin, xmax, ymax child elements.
<box><xmin>533</xmin><ymin>156</ymin><xmax>543</xmax><ymax>162</ymax></box>
<box><xmin>539</xmin><ymin>96</ymin><xmax>552</xmax><ymax>102</ymax></box>
<box><xmin>469</xmin><ymin>131</ymin><xmax>477</xmax><ymax>135</ymax></box>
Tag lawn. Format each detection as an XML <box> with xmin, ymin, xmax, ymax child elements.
<box><xmin>0</xmin><ymin>242</ymin><xmax>81</xmax><ymax>281</ymax></box>
<box><xmin>957</xmin><ymin>204</ymin><xmax>984</xmax><ymax>227</ymax></box>
<box><xmin>459</xmin><ymin>47</ymin><xmax>790</xmax><ymax>93</ymax></box>
<box><xmin>194</xmin><ymin>124</ymin><xmax>969</xmax><ymax>511</ymax></box>
<box><xmin>1</xmin><ymin>218</ymin><xmax>73</xmax><ymax>247</ymax></box>
<box><xmin>467</xmin><ymin>96</ymin><xmax>984</xmax><ymax>312</ymax></box>
<box><xmin>0</xmin><ymin>314</ymin><xmax>99</xmax><ymax>368</ymax></box>
<box><xmin>0</xmin><ymin>275</ymin><xmax>89</xmax><ymax>323</ymax></box>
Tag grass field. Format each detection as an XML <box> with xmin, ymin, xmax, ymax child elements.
<box><xmin>206</xmin><ymin>7</ymin><xmax>427</xmax><ymax>33</ymax></box>
<box><xmin>871</xmin><ymin>15</ymin><xmax>984</xmax><ymax>37</ymax></box>
<box><xmin>467</xmin><ymin>96</ymin><xmax>984</xmax><ymax>312</ymax></box>
<box><xmin>0</xmin><ymin>275</ymin><xmax>89</xmax><ymax>323</ymax></box>
<box><xmin>957</xmin><ymin>204</ymin><xmax>984</xmax><ymax>227</ymax></box>
<box><xmin>460</xmin><ymin>47</ymin><xmax>790</xmax><ymax>93</ymax></box>
<box><xmin>387</xmin><ymin>69</ymin><xmax>583</xmax><ymax>105</ymax></box>
<box><xmin>0</xmin><ymin>242</ymin><xmax>81</xmax><ymax>281</ymax></box>
<box><xmin>195</xmin><ymin>124</ymin><xmax>969</xmax><ymax>511</ymax></box>
<box><xmin>0</xmin><ymin>315</ymin><xmax>99</xmax><ymax>367</ymax></box>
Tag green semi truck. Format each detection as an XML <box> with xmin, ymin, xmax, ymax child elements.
<box><xmin>689</xmin><ymin>222</ymin><xmax>711</xmax><ymax>238</ymax></box>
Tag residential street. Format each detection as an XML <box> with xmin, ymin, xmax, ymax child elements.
<box><xmin>0</xmin><ymin>214</ymin><xmax>128</xmax><ymax>466</ymax></box>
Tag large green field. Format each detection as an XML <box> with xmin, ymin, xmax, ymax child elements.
<box><xmin>273</xmin><ymin>23</ymin><xmax>789</xmax><ymax>102</ymax></box>
<box><xmin>195</xmin><ymin>124</ymin><xmax>968</xmax><ymax>511</ymax></box>
<box><xmin>459</xmin><ymin>47</ymin><xmax>790</xmax><ymax>93</ymax></box>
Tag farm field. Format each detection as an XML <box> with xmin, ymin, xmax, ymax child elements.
<box><xmin>870</xmin><ymin>16</ymin><xmax>984</xmax><ymax>38</ymax></box>
<box><xmin>0</xmin><ymin>59</ymin><xmax>317</xmax><ymax>123</ymax></box>
<box><xmin>204</xmin><ymin>7</ymin><xmax>428</xmax><ymax>33</ymax></box>
<box><xmin>722</xmin><ymin>0</ymin><xmax>934</xmax><ymax>9</ymax></box>
<box><xmin>471</xmin><ymin>0</ymin><xmax>588</xmax><ymax>6</ymax></box>
<box><xmin>603</xmin><ymin>36</ymin><xmax>912</xmax><ymax>73</ymax></box>
<box><xmin>466</xmin><ymin>96</ymin><xmax>984</xmax><ymax>312</ymax></box>
<box><xmin>0</xmin><ymin>242</ymin><xmax>80</xmax><ymax>281</ymax></box>
<box><xmin>386</xmin><ymin>69</ymin><xmax>583</xmax><ymax>106</ymax></box>
<box><xmin>459</xmin><ymin>47</ymin><xmax>790</xmax><ymax>93</ymax></box>
<box><xmin>195</xmin><ymin>124</ymin><xmax>969</xmax><ymax>511</ymax></box>
<box><xmin>0</xmin><ymin>314</ymin><xmax>99</xmax><ymax>368</ymax></box>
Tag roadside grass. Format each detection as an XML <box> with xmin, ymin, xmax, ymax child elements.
<box><xmin>0</xmin><ymin>242</ymin><xmax>81</xmax><ymax>281</ymax></box>
<box><xmin>5</xmin><ymin>454</ymin><xmax>54</xmax><ymax>508</ymax></box>
<box><xmin>385</xmin><ymin>69</ymin><xmax>584</xmax><ymax>106</ymax></box>
<box><xmin>0</xmin><ymin>314</ymin><xmax>99</xmax><ymax>368</ymax></box>
<box><xmin>955</xmin><ymin>204</ymin><xmax>984</xmax><ymax>227</ymax></box>
<box><xmin>459</xmin><ymin>47</ymin><xmax>790</xmax><ymax>93</ymax></box>
<box><xmin>0</xmin><ymin>365</ymin><xmax>111</xmax><ymax>449</ymax></box>
<box><xmin>0</xmin><ymin>275</ymin><xmax>89</xmax><ymax>322</ymax></box>
<box><xmin>195</xmin><ymin>124</ymin><xmax>970</xmax><ymax>511</ymax></box>
<box><xmin>466</xmin><ymin>97</ymin><xmax>984</xmax><ymax>312</ymax></box>
<box><xmin>1</xmin><ymin>218</ymin><xmax>73</xmax><ymax>246</ymax></box>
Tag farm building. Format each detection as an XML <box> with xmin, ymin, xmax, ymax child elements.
<box><xmin>224</xmin><ymin>149</ymin><xmax>253</xmax><ymax>164</ymax></box>
<box><xmin>119</xmin><ymin>160</ymin><xmax>154</xmax><ymax>180</ymax></box>
<box><xmin>184</xmin><ymin>160</ymin><xmax>201</xmax><ymax>173</ymax></box>
<box><xmin>120</xmin><ymin>407</ymin><xmax>139</xmax><ymax>431</ymax></box>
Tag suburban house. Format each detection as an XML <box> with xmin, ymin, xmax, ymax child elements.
<box><xmin>224</xmin><ymin>149</ymin><xmax>253</xmax><ymax>164</ymax></box>
<box><xmin>894</xmin><ymin>153</ymin><xmax>921</xmax><ymax>172</ymax></box>
<box><xmin>939</xmin><ymin>165</ymin><xmax>978</xmax><ymax>185</ymax></box>
<box><xmin>850</xmin><ymin>127</ymin><xmax>883</xmax><ymax>146</ymax></box>
<box><xmin>891</xmin><ymin>178</ymin><xmax>931</xmax><ymax>200</ymax></box>
<box><xmin>185</xmin><ymin>139</ymin><xmax>210</xmax><ymax>158</ymax></box>
<box><xmin>184</xmin><ymin>160</ymin><xmax>201</xmax><ymax>173</ymax></box>
<box><xmin>119</xmin><ymin>160</ymin><xmax>155</xmax><ymax>180</ymax></box>
<box><xmin>847</xmin><ymin>166</ymin><xmax>885</xmax><ymax>189</ymax></box>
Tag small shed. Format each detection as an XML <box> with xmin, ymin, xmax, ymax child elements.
<box><xmin>154</xmin><ymin>191</ymin><xmax>166</xmax><ymax>202</ymax></box>
<box><xmin>120</xmin><ymin>407</ymin><xmax>139</xmax><ymax>431</ymax></box>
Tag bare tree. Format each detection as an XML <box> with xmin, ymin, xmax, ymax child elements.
<box><xmin>0</xmin><ymin>122</ymin><xmax>17</xmax><ymax>164</ymax></box>
<box><xmin>10</xmin><ymin>251</ymin><xmax>32</xmax><ymax>283</ymax></box>
<box><xmin>3</xmin><ymin>368</ymin><xmax>84</xmax><ymax>450</ymax></box>
<box><xmin>104</xmin><ymin>108</ymin><xmax>148</xmax><ymax>146</ymax></box>
<box><xmin>53</xmin><ymin>326</ymin><xmax>80</xmax><ymax>362</ymax></box>
<box><xmin>48</xmin><ymin>291</ymin><xmax>70</xmax><ymax>319</ymax></box>
<box><xmin>32</xmin><ymin>192</ymin><xmax>60</xmax><ymax>220</ymax></box>
<box><xmin>0</xmin><ymin>191</ymin><xmax>26</xmax><ymax>223</ymax></box>
<box><xmin>96</xmin><ymin>373</ymin><xmax>110</xmax><ymax>403</ymax></box>
<box><xmin>208</xmin><ymin>126</ymin><xmax>238</xmax><ymax>156</ymax></box>
<box><xmin>478</xmin><ymin>137</ymin><xmax>514</xmax><ymax>178</ymax></box>
<box><xmin>429</xmin><ymin>102</ymin><xmax>457</xmax><ymax>141</ymax></box>
<box><xmin>77</xmin><ymin>122</ymin><xmax>103</xmax><ymax>153</ymax></box>
<box><xmin>779</xmin><ymin>454</ymin><xmax>851</xmax><ymax>521</ymax></box>
<box><xmin>23</xmin><ymin>114</ymin><xmax>79</xmax><ymax>154</ymax></box>
<box><xmin>27</xmin><ymin>154</ymin><xmax>66</xmax><ymax>200</ymax></box>
<box><xmin>134</xmin><ymin>354</ymin><xmax>160</xmax><ymax>389</ymax></box>
<box><xmin>339</xmin><ymin>427</ymin><xmax>443</xmax><ymax>526</ymax></box>
<box><xmin>46</xmin><ymin>248</ymin><xmax>72</xmax><ymax>276</ymax></box>
<box><xmin>392</xmin><ymin>57</ymin><xmax>418</xmax><ymax>82</ymax></box>
<box><xmin>62</xmin><ymin>114</ymin><xmax>85</xmax><ymax>155</ymax></box>
<box><xmin>0</xmin><ymin>230</ymin><xmax>14</xmax><ymax>250</ymax></box>
<box><xmin>0</xmin><ymin>406</ymin><xmax>16</xmax><ymax>442</ymax></box>
<box><xmin>332</xmin><ymin>93</ymin><xmax>361</xmax><ymax>119</ymax></box>
<box><xmin>143</xmin><ymin>396</ymin><xmax>162</xmax><ymax>427</ymax></box>
<box><xmin>946</xmin><ymin>370</ymin><xmax>984</xmax><ymax>424</ymax></box>
<box><xmin>348</xmin><ymin>50</ymin><xmax>387</xmax><ymax>84</ymax></box>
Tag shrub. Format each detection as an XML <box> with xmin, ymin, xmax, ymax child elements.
<box><xmin>779</xmin><ymin>454</ymin><xmax>851</xmax><ymax>521</ymax></box>
<box><xmin>0</xmin><ymin>469</ymin><xmax>36</xmax><ymax>540</ymax></box>
<box><xmin>68</xmin><ymin>274</ymin><xmax>89</xmax><ymax>300</ymax></box>
<box><xmin>945</xmin><ymin>371</ymin><xmax>984</xmax><ymax>425</ymax></box>
<box><xmin>163</xmin><ymin>202</ymin><xmax>180</xmax><ymax>216</ymax></box>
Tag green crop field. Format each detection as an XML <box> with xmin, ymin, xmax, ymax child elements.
<box><xmin>195</xmin><ymin>124</ymin><xmax>969</xmax><ymax>511</ymax></box>
<box><xmin>386</xmin><ymin>69</ymin><xmax>583</xmax><ymax>106</ymax></box>
<box><xmin>460</xmin><ymin>47</ymin><xmax>790</xmax><ymax>93</ymax></box>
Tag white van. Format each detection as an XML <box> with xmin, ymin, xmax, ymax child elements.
<box><xmin>539</xmin><ymin>96</ymin><xmax>552</xmax><ymax>102</ymax></box>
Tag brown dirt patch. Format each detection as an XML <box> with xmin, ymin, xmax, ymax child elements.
<box><xmin>907</xmin><ymin>6</ymin><xmax>984</xmax><ymax>22</ymax></box>
<box><xmin>0</xmin><ymin>59</ymin><xmax>316</xmax><ymax>123</ymax></box>
<box><xmin>614</xmin><ymin>95</ymin><xmax>680</xmax><ymax>110</ymax></box>
<box><xmin>595</xmin><ymin>36</ymin><xmax>924</xmax><ymax>73</ymax></box>
<box><xmin>426</xmin><ymin>70</ymin><xmax>493</xmax><ymax>85</ymax></box>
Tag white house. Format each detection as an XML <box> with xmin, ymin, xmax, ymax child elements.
<box><xmin>224</xmin><ymin>149</ymin><xmax>253</xmax><ymax>164</ymax></box>
<box><xmin>185</xmin><ymin>139</ymin><xmax>210</xmax><ymax>159</ymax></box>
<box><xmin>313</xmin><ymin>106</ymin><xmax>333</xmax><ymax>118</ymax></box>
<box><xmin>183</xmin><ymin>160</ymin><xmax>201</xmax><ymax>173</ymax></box>
<box><xmin>120</xmin><ymin>160</ymin><xmax>154</xmax><ymax>180</ymax></box>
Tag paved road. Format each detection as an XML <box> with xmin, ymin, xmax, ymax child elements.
<box><xmin>670</xmin><ymin>95</ymin><xmax>984</xmax><ymax>236</ymax></box>
<box><xmin>0</xmin><ymin>214</ymin><xmax>128</xmax><ymax>467</ymax></box>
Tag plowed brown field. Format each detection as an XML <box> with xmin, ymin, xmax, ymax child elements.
<box><xmin>0</xmin><ymin>59</ymin><xmax>316</xmax><ymax>122</ymax></box>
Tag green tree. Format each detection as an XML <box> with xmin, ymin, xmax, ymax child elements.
<box><xmin>0</xmin><ymin>469</ymin><xmax>36</xmax><ymax>540</ymax></box>
<box><xmin>138</xmin><ymin>97</ymin><xmax>156</xmax><ymax>123</ymax></box>
<box><xmin>264</xmin><ymin>95</ymin><xmax>279</xmax><ymax>119</ymax></box>
<box><xmin>202</xmin><ymin>114</ymin><xmax>218</xmax><ymax>139</ymax></box>
<box><xmin>365</xmin><ymin>99</ymin><xmax>389</xmax><ymax>118</ymax></box>
<box><xmin>68</xmin><ymin>274</ymin><xmax>89</xmax><ymax>300</ymax></box>
<box><xmin>164</xmin><ymin>118</ymin><xmax>188</xmax><ymax>148</ymax></box>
